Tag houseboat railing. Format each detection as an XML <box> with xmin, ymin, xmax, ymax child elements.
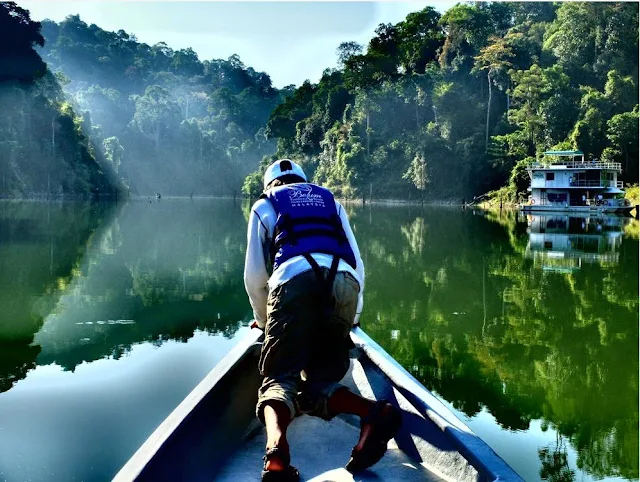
<box><xmin>567</xmin><ymin>180</ymin><xmax>625</xmax><ymax>188</ymax></box>
<box><xmin>528</xmin><ymin>161</ymin><xmax>622</xmax><ymax>171</ymax></box>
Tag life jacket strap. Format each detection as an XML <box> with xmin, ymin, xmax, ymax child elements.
<box><xmin>302</xmin><ymin>253</ymin><xmax>341</xmax><ymax>318</ymax></box>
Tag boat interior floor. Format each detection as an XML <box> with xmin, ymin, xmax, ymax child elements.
<box><xmin>212</xmin><ymin>354</ymin><xmax>457</xmax><ymax>482</ymax></box>
<box><xmin>213</xmin><ymin>413</ymin><xmax>444</xmax><ymax>482</ymax></box>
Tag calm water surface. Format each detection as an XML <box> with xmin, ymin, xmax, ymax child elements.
<box><xmin>0</xmin><ymin>199</ymin><xmax>637</xmax><ymax>482</ymax></box>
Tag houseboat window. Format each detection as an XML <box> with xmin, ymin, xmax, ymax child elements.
<box><xmin>547</xmin><ymin>193</ymin><xmax>567</xmax><ymax>203</ymax></box>
<box><xmin>546</xmin><ymin>173</ymin><xmax>555</xmax><ymax>181</ymax></box>
<box><xmin>544</xmin><ymin>241</ymin><xmax>553</xmax><ymax>249</ymax></box>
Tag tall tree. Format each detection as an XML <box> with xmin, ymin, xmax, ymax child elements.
<box><xmin>474</xmin><ymin>35</ymin><xmax>514</xmax><ymax>151</ymax></box>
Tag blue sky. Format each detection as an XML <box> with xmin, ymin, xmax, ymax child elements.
<box><xmin>20</xmin><ymin>1</ymin><xmax>459</xmax><ymax>88</ymax></box>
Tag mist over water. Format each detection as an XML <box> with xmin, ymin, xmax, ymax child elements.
<box><xmin>31</xmin><ymin>15</ymin><xmax>286</xmax><ymax>198</ymax></box>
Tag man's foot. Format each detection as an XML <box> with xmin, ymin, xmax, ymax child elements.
<box><xmin>345</xmin><ymin>400</ymin><xmax>402</xmax><ymax>473</ymax></box>
<box><xmin>261</xmin><ymin>447</ymin><xmax>299</xmax><ymax>482</ymax></box>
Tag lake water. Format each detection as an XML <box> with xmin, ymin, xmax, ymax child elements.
<box><xmin>0</xmin><ymin>198</ymin><xmax>637</xmax><ymax>482</ymax></box>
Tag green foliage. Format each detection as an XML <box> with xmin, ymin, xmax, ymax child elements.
<box><xmin>4</xmin><ymin>2</ymin><xmax>640</xmax><ymax>200</ymax></box>
<box><xmin>250</xmin><ymin>2</ymin><xmax>637</xmax><ymax>201</ymax></box>
<box><xmin>509</xmin><ymin>157</ymin><xmax>534</xmax><ymax>201</ymax></box>
<box><xmin>241</xmin><ymin>170</ymin><xmax>263</xmax><ymax>198</ymax></box>
<box><xmin>336</xmin><ymin>41</ymin><xmax>363</xmax><ymax>68</ymax></box>
<box><xmin>103</xmin><ymin>136</ymin><xmax>124</xmax><ymax>174</ymax></box>
<box><xmin>625</xmin><ymin>183</ymin><xmax>639</xmax><ymax>206</ymax></box>
<box><xmin>402</xmin><ymin>153</ymin><xmax>428</xmax><ymax>193</ymax></box>
<box><xmin>35</xmin><ymin>14</ymin><xmax>284</xmax><ymax>196</ymax></box>
<box><xmin>0</xmin><ymin>2</ymin><xmax>120</xmax><ymax>199</ymax></box>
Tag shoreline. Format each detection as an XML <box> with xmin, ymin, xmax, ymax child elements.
<box><xmin>340</xmin><ymin>197</ymin><xmax>464</xmax><ymax>207</ymax></box>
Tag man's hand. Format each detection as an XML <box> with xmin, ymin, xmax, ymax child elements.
<box><xmin>250</xmin><ymin>320</ymin><xmax>262</xmax><ymax>330</ymax></box>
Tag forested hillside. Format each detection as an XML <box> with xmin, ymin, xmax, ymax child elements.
<box><xmin>0</xmin><ymin>2</ymin><xmax>119</xmax><ymax>200</ymax></box>
<box><xmin>37</xmin><ymin>15</ymin><xmax>287</xmax><ymax>196</ymax></box>
<box><xmin>245</xmin><ymin>2</ymin><xmax>639</xmax><ymax>202</ymax></box>
<box><xmin>2</xmin><ymin>2</ymin><xmax>638</xmax><ymax>201</ymax></box>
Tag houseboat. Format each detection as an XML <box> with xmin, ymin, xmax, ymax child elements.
<box><xmin>520</xmin><ymin>150</ymin><xmax>633</xmax><ymax>214</ymax></box>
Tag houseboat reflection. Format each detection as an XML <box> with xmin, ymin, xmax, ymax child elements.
<box><xmin>524</xmin><ymin>214</ymin><xmax>630</xmax><ymax>272</ymax></box>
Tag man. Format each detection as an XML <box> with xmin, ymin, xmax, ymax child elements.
<box><xmin>244</xmin><ymin>159</ymin><xmax>401</xmax><ymax>482</ymax></box>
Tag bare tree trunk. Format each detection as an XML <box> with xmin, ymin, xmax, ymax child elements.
<box><xmin>485</xmin><ymin>72</ymin><xmax>492</xmax><ymax>152</ymax></box>
<box><xmin>421</xmin><ymin>157</ymin><xmax>425</xmax><ymax>205</ymax></box>
<box><xmin>366</xmin><ymin>111</ymin><xmax>370</xmax><ymax>158</ymax></box>
<box><xmin>51</xmin><ymin>114</ymin><xmax>56</xmax><ymax>155</ymax></box>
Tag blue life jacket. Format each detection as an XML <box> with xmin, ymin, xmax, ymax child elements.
<box><xmin>261</xmin><ymin>183</ymin><xmax>357</xmax><ymax>273</ymax></box>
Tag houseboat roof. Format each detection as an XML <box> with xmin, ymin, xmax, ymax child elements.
<box><xmin>527</xmin><ymin>160</ymin><xmax>622</xmax><ymax>171</ymax></box>
<box><xmin>543</xmin><ymin>150</ymin><xmax>584</xmax><ymax>156</ymax></box>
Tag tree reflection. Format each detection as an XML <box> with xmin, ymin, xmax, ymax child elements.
<box><xmin>0</xmin><ymin>201</ymin><xmax>117</xmax><ymax>392</ymax></box>
<box><xmin>0</xmin><ymin>341</ymin><xmax>41</xmax><ymax>393</ymax></box>
<box><xmin>2</xmin><ymin>200</ymin><xmax>637</xmax><ymax>480</ymax></box>
<box><xmin>1</xmin><ymin>199</ymin><xmax>251</xmax><ymax>390</ymax></box>
<box><xmin>31</xmin><ymin>199</ymin><xmax>251</xmax><ymax>372</ymax></box>
<box><xmin>539</xmin><ymin>433</ymin><xmax>576</xmax><ymax>482</ymax></box>
<box><xmin>352</xmin><ymin>206</ymin><xmax>638</xmax><ymax>480</ymax></box>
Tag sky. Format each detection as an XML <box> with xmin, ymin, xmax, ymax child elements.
<box><xmin>19</xmin><ymin>0</ymin><xmax>459</xmax><ymax>88</ymax></box>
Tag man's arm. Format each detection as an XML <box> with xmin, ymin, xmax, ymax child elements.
<box><xmin>244</xmin><ymin>204</ymin><xmax>270</xmax><ymax>329</ymax></box>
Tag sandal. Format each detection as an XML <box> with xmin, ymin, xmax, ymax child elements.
<box><xmin>345</xmin><ymin>400</ymin><xmax>402</xmax><ymax>473</ymax></box>
<box><xmin>261</xmin><ymin>447</ymin><xmax>300</xmax><ymax>482</ymax></box>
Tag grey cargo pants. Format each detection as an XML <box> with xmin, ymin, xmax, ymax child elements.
<box><xmin>256</xmin><ymin>267</ymin><xmax>360</xmax><ymax>423</ymax></box>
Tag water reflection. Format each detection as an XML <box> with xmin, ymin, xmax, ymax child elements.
<box><xmin>524</xmin><ymin>214</ymin><xmax>630</xmax><ymax>272</ymax></box>
<box><xmin>0</xmin><ymin>201</ymin><xmax>637</xmax><ymax>482</ymax></box>
<box><xmin>0</xmin><ymin>199</ymin><xmax>250</xmax><ymax>394</ymax></box>
<box><xmin>32</xmin><ymin>199</ymin><xmax>250</xmax><ymax>372</ymax></box>
<box><xmin>0</xmin><ymin>201</ymin><xmax>118</xmax><ymax>393</ymax></box>
<box><xmin>0</xmin><ymin>199</ymin><xmax>253</xmax><ymax>482</ymax></box>
<box><xmin>352</xmin><ymin>206</ymin><xmax>638</xmax><ymax>482</ymax></box>
<box><xmin>538</xmin><ymin>433</ymin><xmax>576</xmax><ymax>482</ymax></box>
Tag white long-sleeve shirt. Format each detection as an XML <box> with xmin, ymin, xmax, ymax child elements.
<box><xmin>243</xmin><ymin>196</ymin><xmax>365</xmax><ymax>329</ymax></box>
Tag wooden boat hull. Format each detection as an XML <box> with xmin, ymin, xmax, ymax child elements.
<box><xmin>113</xmin><ymin>327</ymin><xmax>523</xmax><ymax>482</ymax></box>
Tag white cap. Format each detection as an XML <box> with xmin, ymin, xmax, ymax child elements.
<box><xmin>263</xmin><ymin>159</ymin><xmax>307</xmax><ymax>190</ymax></box>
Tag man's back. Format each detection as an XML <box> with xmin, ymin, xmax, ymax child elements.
<box><xmin>244</xmin><ymin>185</ymin><xmax>364</xmax><ymax>329</ymax></box>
